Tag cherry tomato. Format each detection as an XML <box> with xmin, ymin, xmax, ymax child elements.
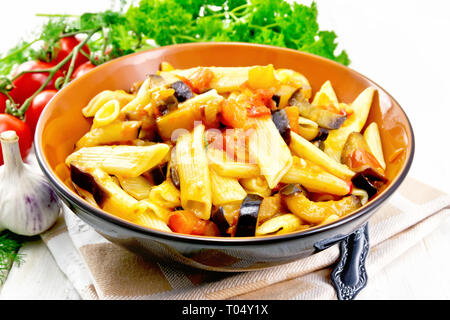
<box><xmin>10</xmin><ymin>61</ymin><xmax>63</xmax><ymax>105</ymax></box>
<box><xmin>26</xmin><ymin>90</ymin><xmax>57</xmax><ymax>134</ymax></box>
<box><xmin>0</xmin><ymin>114</ymin><xmax>32</xmax><ymax>165</ymax></box>
<box><xmin>72</xmin><ymin>61</ymin><xmax>96</xmax><ymax>79</ymax></box>
<box><xmin>53</xmin><ymin>36</ymin><xmax>90</xmax><ymax>72</ymax></box>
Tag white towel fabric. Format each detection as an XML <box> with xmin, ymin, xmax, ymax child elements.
<box><xmin>39</xmin><ymin>176</ymin><xmax>449</xmax><ymax>300</ymax></box>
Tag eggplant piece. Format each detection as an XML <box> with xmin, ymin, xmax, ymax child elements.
<box><xmin>341</xmin><ymin>132</ymin><xmax>386</xmax><ymax>180</ymax></box>
<box><xmin>170</xmin><ymin>80</ymin><xmax>194</xmax><ymax>103</ymax></box>
<box><xmin>351</xmin><ymin>172</ymin><xmax>378</xmax><ymax>199</ymax></box>
<box><xmin>157</xmin><ymin>94</ymin><xmax>178</xmax><ymax>116</ymax></box>
<box><xmin>148</xmin><ymin>74</ymin><xmax>166</xmax><ymax>87</ymax></box>
<box><xmin>150</xmin><ymin>163</ymin><xmax>168</xmax><ymax>186</ymax></box>
<box><xmin>211</xmin><ymin>207</ymin><xmax>231</xmax><ymax>237</ymax></box>
<box><xmin>342</xmin><ymin>132</ymin><xmax>387</xmax><ymax>198</ymax></box>
<box><xmin>272</xmin><ymin>95</ymin><xmax>281</xmax><ymax>107</ymax></box>
<box><xmin>271</xmin><ymin>109</ymin><xmax>291</xmax><ymax>144</ymax></box>
<box><xmin>289</xmin><ymin>90</ymin><xmax>346</xmax><ymax>130</ymax></box>
<box><xmin>235</xmin><ymin>194</ymin><xmax>263</xmax><ymax>237</ymax></box>
<box><xmin>70</xmin><ymin>164</ymin><xmax>107</xmax><ymax>206</ymax></box>
<box><xmin>279</xmin><ymin>183</ymin><xmax>304</xmax><ymax>197</ymax></box>
<box><xmin>311</xmin><ymin>128</ymin><xmax>329</xmax><ymax>142</ymax></box>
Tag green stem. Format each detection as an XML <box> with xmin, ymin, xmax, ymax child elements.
<box><xmin>0</xmin><ymin>39</ymin><xmax>40</xmax><ymax>63</ymax></box>
<box><xmin>11</xmin><ymin>28</ymin><xmax>100</xmax><ymax>117</ymax></box>
<box><xmin>62</xmin><ymin>29</ymin><xmax>99</xmax><ymax>87</ymax></box>
<box><xmin>35</xmin><ymin>13</ymin><xmax>80</xmax><ymax>18</ymax></box>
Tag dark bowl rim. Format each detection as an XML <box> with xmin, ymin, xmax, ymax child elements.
<box><xmin>34</xmin><ymin>41</ymin><xmax>415</xmax><ymax>246</ymax></box>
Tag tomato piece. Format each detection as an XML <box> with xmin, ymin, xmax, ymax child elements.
<box><xmin>53</xmin><ymin>36</ymin><xmax>90</xmax><ymax>72</ymax></box>
<box><xmin>203</xmin><ymin>221</ymin><xmax>221</xmax><ymax>237</ymax></box>
<box><xmin>10</xmin><ymin>61</ymin><xmax>63</xmax><ymax>105</ymax></box>
<box><xmin>168</xmin><ymin>210</ymin><xmax>211</xmax><ymax>236</ymax></box>
<box><xmin>0</xmin><ymin>114</ymin><xmax>32</xmax><ymax>165</ymax></box>
<box><xmin>246</xmin><ymin>105</ymin><xmax>271</xmax><ymax>117</ymax></box>
<box><xmin>220</xmin><ymin>98</ymin><xmax>248</xmax><ymax>128</ymax></box>
<box><xmin>245</xmin><ymin>89</ymin><xmax>274</xmax><ymax>118</ymax></box>
<box><xmin>350</xmin><ymin>148</ymin><xmax>384</xmax><ymax>175</ymax></box>
<box><xmin>187</xmin><ymin>67</ymin><xmax>214</xmax><ymax>93</ymax></box>
<box><xmin>25</xmin><ymin>90</ymin><xmax>57</xmax><ymax>134</ymax></box>
<box><xmin>72</xmin><ymin>61</ymin><xmax>96</xmax><ymax>79</ymax></box>
<box><xmin>284</xmin><ymin>106</ymin><xmax>301</xmax><ymax>134</ymax></box>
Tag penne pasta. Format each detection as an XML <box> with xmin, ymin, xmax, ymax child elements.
<box><xmin>75</xmin><ymin>121</ymin><xmax>142</xmax><ymax>149</ymax></box>
<box><xmin>248</xmin><ymin>117</ymin><xmax>293</xmax><ymax>188</ymax></box>
<box><xmin>363</xmin><ymin>122</ymin><xmax>386</xmax><ymax>170</ymax></box>
<box><xmin>323</xmin><ymin>87</ymin><xmax>376</xmax><ymax>162</ymax></box>
<box><xmin>176</xmin><ymin>124</ymin><xmax>212</xmax><ymax>220</ymax></box>
<box><xmin>82</xmin><ymin>90</ymin><xmax>135</xmax><ymax>117</ymax></box>
<box><xmin>281</xmin><ymin>156</ymin><xmax>351</xmax><ymax>195</ymax></box>
<box><xmin>66</xmin><ymin>144</ymin><xmax>170</xmax><ymax>178</ymax></box>
<box><xmin>210</xmin><ymin>168</ymin><xmax>247</xmax><ymax>206</ymax></box>
<box><xmin>161</xmin><ymin>66</ymin><xmax>252</xmax><ymax>93</ymax></box>
<box><xmin>240</xmin><ymin>176</ymin><xmax>271</xmax><ymax>197</ymax></box>
<box><xmin>117</xmin><ymin>175</ymin><xmax>153</xmax><ymax>200</ymax></box>
<box><xmin>297</xmin><ymin>116</ymin><xmax>320</xmax><ymax>141</ymax></box>
<box><xmin>256</xmin><ymin>214</ymin><xmax>301</xmax><ymax>236</ymax></box>
<box><xmin>149</xmin><ymin>179</ymin><xmax>181</xmax><ymax>209</ymax></box>
<box><xmin>289</xmin><ymin>131</ymin><xmax>355</xmax><ymax>180</ymax></box>
<box><xmin>156</xmin><ymin>89</ymin><xmax>224</xmax><ymax>141</ymax></box>
<box><xmin>120</xmin><ymin>77</ymin><xmax>153</xmax><ymax>112</ymax></box>
<box><xmin>137</xmin><ymin>199</ymin><xmax>172</xmax><ymax>224</ymax></box>
<box><xmin>207</xmin><ymin>147</ymin><xmax>260</xmax><ymax>179</ymax></box>
<box><xmin>92</xmin><ymin>100</ymin><xmax>120</xmax><ymax>128</ymax></box>
<box><xmin>312</xmin><ymin>80</ymin><xmax>339</xmax><ymax>108</ymax></box>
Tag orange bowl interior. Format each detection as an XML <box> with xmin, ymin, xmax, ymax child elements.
<box><xmin>36</xmin><ymin>42</ymin><xmax>414</xmax><ymax>230</ymax></box>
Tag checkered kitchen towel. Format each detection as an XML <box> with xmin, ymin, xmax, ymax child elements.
<box><xmin>40</xmin><ymin>176</ymin><xmax>449</xmax><ymax>300</ymax></box>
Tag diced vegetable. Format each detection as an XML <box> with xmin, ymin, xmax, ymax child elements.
<box><xmin>235</xmin><ymin>194</ymin><xmax>263</xmax><ymax>237</ymax></box>
<box><xmin>289</xmin><ymin>90</ymin><xmax>347</xmax><ymax>129</ymax></box>
<box><xmin>271</xmin><ymin>109</ymin><xmax>291</xmax><ymax>144</ymax></box>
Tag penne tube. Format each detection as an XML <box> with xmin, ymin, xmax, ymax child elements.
<box><xmin>312</xmin><ymin>80</ymin><xmax>339</xmax><ymax>108</ymax></box>
<box><xmin>148</xmin><ymin>179</ymin><xmax>181</xmax><ymax>209</ymax></box>
<box><xmin>256</xmin><ymin>214</ymin><xmax>301</xmax><ymax>236</ymax></box>
<box><xmin>248</xmin><ymin>117</ymin><xmax>293</xmax><ymax>188</ymax></box>
<box><xmin>289</xmin><ymin>131</ymin><xmax>355</xmax><ymax>180</ymax></box>
<box><xmin>323</xmin><ymin>87</ymin><xmax>376</xmax><ymax>162</ymax></box>
<box><xmin>363</xmin><ymin>122</ymin><xmax>386</xmax><ymax>170</ymax></box>
<box><xmin>281</xmin><ymin>157</ymin><xmax>351</xmax><ymax>195</ymax></box>
<box><xmin>156</xmin><ymin>89</ymin><xmax>224</xmax><ymax>141</ymax></box>
<box><xmin>161</xmin><ymin>66</ymin><xmax>252</xmax><ymax>93</ymax></box>
<box><xmin>176</xmin><ymin>124</ymin><xmax>212</xmax><ymax>220</ymax></box>
<box><xmin>209</xmin><ymin>168</ymin><xmax>247</xmax><ymax>206</ymax></box>
<box><xmin>92</xmin><ymin>100</ymin><xmax>120</xmax><ymax>128</ymax></box>
<box><xmin>120</xmin><ymin>77</ymin><xmax>153</xmax><ymax>112</ymax></box>
<box><xmin>137</xmin><ymin>199</ymin><xmax>172</xmax><ymax>224</ymax></box>
<box><xmin>74</xmin><ymin>167</ymin><xmax>142</xmax><ymax>222</ymax></box>
<box><xmin>75</xmin><ymin>121</ymin><xmax>142</xmax><ymax>149</ymax></box>
<box><xmin>66</xmin><ymin>144</ymin><xmax>170</xmax><ymax>178</ymax></box>
<box><xmin>207</xmin><ymin>148</ymin><xmax>260</xmax><ymax>179</ymax></box>
<box><xmin>82</xmin><ymin>90</ymin><xmax>135</xmax><ymax>117</ymax></box>
<box><xmin>117</xmin><ymin>175</ymin><xmax>153</xmax><ymax>200</ymax></box>
<box><xmin>351</xmin><ymin>188</ymin><xmax>369</xmax><ymax>206</ymax></box>
<box><xmin>275</xmin><ymin>68</ymin><xmax>312</xmax><ymax>99</ymax></box>
<box><xmin>297</xmin><ymin>116</ymin><xmax>320</xmax><ymax>141</ymax></box>
<box><xmin>240</xmin><ymin>176</ymin><xmax>271</xmax><ymax>197</ymax></box>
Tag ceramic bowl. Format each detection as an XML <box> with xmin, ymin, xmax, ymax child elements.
<box><xmin>35</xmin><ymin>42</ymin><xmax>414</xmax><ymax>272</ymax></box>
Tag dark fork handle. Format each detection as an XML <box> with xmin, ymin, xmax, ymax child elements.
<box><xmin>314</xmin><ymin>222</ymin><xmax>370</xmax><ymax>300</ymax></box>
<box><xmin>330</xmin><ymin>222</ymin><xmax>370</xmax><ymax>300</ymax></box>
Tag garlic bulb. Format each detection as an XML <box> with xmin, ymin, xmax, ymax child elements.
<box><xmin>0</xmin><ymin>130</ymin><xmax>60</xmax><ymax>236</ymax></box>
